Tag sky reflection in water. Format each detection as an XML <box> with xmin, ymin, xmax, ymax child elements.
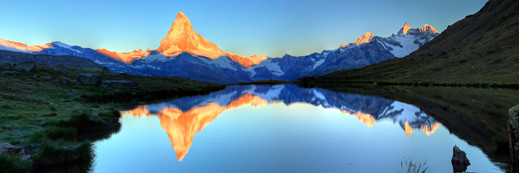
<box><xmin>94</xmin><ymin>85</ymin><xmax>503</xmax><ymax>173</ymax></box>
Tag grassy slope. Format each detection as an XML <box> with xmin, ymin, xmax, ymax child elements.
<box><xmin>0</xmin><ymin>66</ymin><xmax>224</xmax><ymax>171</ymax></box>
<box><xmin>314</xmin><ymin>0</ymin><xmax>519</xmax><ymax>84</ymax></box>
<box><xmin>321</xmin><ymin>84</ymin><xmax>519</xmax><ymax>162</ymax></box>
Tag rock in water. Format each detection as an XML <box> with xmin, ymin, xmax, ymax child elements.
<box><xmin>452</xmin><ymin>145</ymin><xmax>470</xmax><ymax>172</ymax></box>
<box><xmin>508</xmin><ymin>104</ymin><xmax>519</xmax><ymax>169</ymax></box>
<box><xmin>76</xmin><ymin>73</ymin><xmax>102</xmax><ymax>86</ymax></box>
<box><xmin>13</xmin><ymin>61</ymin><xmax>36</xmax><ymax>72</ymax></box>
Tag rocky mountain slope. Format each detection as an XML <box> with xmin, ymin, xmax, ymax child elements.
<box><xmin>0</xmin><ymin>13</ymin><xmax>438</xmax><ymax>83</ymax></box>
<box><xmin>0</xmin><ymin>50</ymin><xmax>104</xmax><ymax>68</ymax></box>
<box><xmin>314</xmin><ymin>0</ymin><xmax>519</xmax><ymax>84</ymax></box>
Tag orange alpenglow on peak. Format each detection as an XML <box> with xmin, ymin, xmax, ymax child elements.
<box><xmin>96</xmin><ymin>48</ymin><xmax>150</xmax><ymax>64</ymax></box>
<box><xmin>143</xmin><ymin>93</ymin><xmax>268</xmax><ymax>161</ymax></box>
<box><xmin>0</xmin><ymin>38</ymin><xmax>51</xmax><ymax>52</ymax></box>
<box><xmin>401</xmin><ymin>23</ymin><xmax>412</xmax><ymax>34</ymax></box>
<box><xmin>224</xmin><ymin>52</ymin><xmax>269</xmax><ymax>68</ymax></box>
<box><xmin>157</xmin><ymin>12</ymin><xmax>225</xmax><ymax>59</ymax></box>
<box><xmin>420</xmin><ymin>24</ymin><xmax>439</xmax><ymax>34</ymax></box>
<box><xmin>421</xmin><ymin>123</ymin><xmax>440</xmax><ymax>135</ymax></box>
<box><xmin>404</xmin><ymin>121</ymin><xmax>414</xmax><ymax>137</ymax></box>
<box><xmin>341</xmin><ymin>110</ymin><xmax>375</xmax><ymax>127</ymax></box>
<box><xmin>339</xmin><ymin>32</ymin><xmax>374</xmax><ymax>48</ymax></box>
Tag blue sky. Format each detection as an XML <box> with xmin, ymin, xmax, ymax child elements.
<box><xmin>0</xmin><ymin>0</ymin><xmax>487</xmax><ymax>57</ymax></box>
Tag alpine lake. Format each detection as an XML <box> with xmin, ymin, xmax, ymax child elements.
<box><xmin>92</xmin><ymin>84</ymin><xmax>519</xmax><ymax>172</ymax></box>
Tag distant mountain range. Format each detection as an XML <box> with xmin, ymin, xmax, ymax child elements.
<box><xmin>0</xmin><ymin>12</ymin><xmax>438</xmax><ymax>83</ymax></box>
<box><xmin>312</xmin><ymin>0</ymin><xmax>519</xmax><ymax>84</ymax></box>
<box><xmin>122</xmin><ymin>84</ymin><xmax>440</xmax><ymax>161</ymax></box>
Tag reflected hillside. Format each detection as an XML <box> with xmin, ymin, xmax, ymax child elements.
<box><xmin>316</xmin><ymin>84</ymin><xmax>519</xmax><ymax>163</ymax></box>
<box><xmin>122</xmin><ymin>85</ymin><xmax>440</xmax><ymax>161</ymax></box>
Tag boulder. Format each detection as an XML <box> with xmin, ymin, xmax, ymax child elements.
<box><xmin>65</xmin><ymin>93</ymin><xmax>79</xmax><ymax>99</ymax></box>
<box><xmin>451</xmin><ymin>145</ymin><xmax>470</xmax><ymax>172</ymax></box>
<box><xmin>59</xmin><ymin>76</ymin><xmax>78</xmax><ymax>86</ymax></box>
<box><xmin>0</xmin><ymin>71</ymin><xmax>20</xmax><ymax>76</ymax></box>
<box><xmin>0</xmin><ymin>63</ymin><xmax>12</xmax><ymax>70</ymax></box>
<box><xmin>13</xmin><ymin>61</ymin><xmax>36</xmax><ymax>72</ymax></box>
<box><xmin>51</xmin><ymin>64</ymin><xmax>67</xmax><ymax>75</ymax></box>
<box><xmin>103</xmin><ymin>80</ymin><xmax>138</xmax><ymax>88</ymax></box>
<box><xmin>0</xmin><ymin>143</ymin><xmax>31</xmax><ymax>160</ymax></box>
<box><xmin>101</xmin><ymin>67</ymin><xmax>112</xmax><ymax>74</ymax></box>
<box><xmin>509</xmin><ymin>104</ymin><xmax>519</xmax><ymax>168</ymax></box>
<box><xmin>40</xmin><ymin>76</ymin><xmax>53</xmax><ymax>80</ymax></box>
<box><xmin>76</xmin><ymin>73</ymin><xmax>102</xmax><ymax>86</ymax></box>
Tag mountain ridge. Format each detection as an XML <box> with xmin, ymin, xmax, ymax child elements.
<box><xmin>0</xmin><ymin>14</ymin><xmax>439</xmax><ymax>84</ymax></box>
<box><xmin>311</xmin><ymin>0</ymin><xmax>519</xmax><ymax>84</ymax></box>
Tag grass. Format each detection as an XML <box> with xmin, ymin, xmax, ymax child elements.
<box><xmin>399</xmin><ymin>160</ymin><xmax>429</xmax><ymax>173</ymax></box>
<box><xmin>33</xmin><ymin>142</ymin><xmax>93</xmax><ymax>172</ymax></box>
<box><xmin>305</xmin><ymin>0</ymin><xmax>519</xmax><ymax>86</ymax></box>
<box><xmin>42</xmin><ymin>126</ymin><xmax>77</xmax><ymax>141</ymax></box>
<box><xmin>0</xmin><ymin>154</ymin><xmax>31</xmax><ymax>173</ymax></box>
<box><xmin>0</xmin><ymin>65</ymin><xmax>225</xmax><ymax>172</ymax></box>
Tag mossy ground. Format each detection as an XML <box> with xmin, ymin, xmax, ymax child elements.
<box><xmin>0</xmin><ymin>66</ymin><xmax>224</xmax><ymax>172</ymax></box>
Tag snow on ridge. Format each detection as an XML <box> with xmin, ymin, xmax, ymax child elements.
<box><xmin>386</xmin><ymin>34</ymin><xmax>420</xmax><ymax>58</ymax></box>
<box><xmin>312</xmin><ymin>59</ymin><xmax>325</xmax><ymax>69</ymax></box>
<box><xmin>260</xmin><ymin>59</ymin><xmax>284</xmax><ymax>76</ymax></box>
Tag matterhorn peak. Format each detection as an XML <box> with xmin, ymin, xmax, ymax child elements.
<box><xmin>420</xmin><ymin>24</ymin><xmax>438</xmax><ymax>34</ymax></box>
<box><xmin>400</xmin><ymin>23</ymin><xmax>412</xmax><ymax>35</ymax></box>
<box><xmin>157</xmin><ymin>12</ymin><xmax>225</xmax><ymax>59</ymax></box>
<box><xmin>339</xmin><ymin>32</ymin><xmax>375</xmax><ymax>48</ymax></box>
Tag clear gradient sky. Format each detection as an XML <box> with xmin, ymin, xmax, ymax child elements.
<box><xmin>0</xmin><ymin>0</ymin><xmax>487</xmax><ymax>57</ymax></box>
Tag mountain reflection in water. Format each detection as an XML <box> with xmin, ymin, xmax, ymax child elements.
<box><xmin>121</xmin><ymin>84</ymin><xmax>439</xmax><ymax>161</ymax></box>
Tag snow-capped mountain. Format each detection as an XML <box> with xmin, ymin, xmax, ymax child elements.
<box><xmin>0</xmin><ymin>12</ymin><xmax>439</xmax><ymax>83</ymax></box>
<box><xmin>121</xmin><ymin>84</ymin><xmax>440</xmax><ymax>160</ymax></box>
<box><xmin>157</xmin><ymin>12</ymin><xmax>225</xmax><ymax>59</ymax></box>
<box><xmin>126</xmin><ymin>84</ymin><xmax>440</xmax><ymax>136</ymax></box>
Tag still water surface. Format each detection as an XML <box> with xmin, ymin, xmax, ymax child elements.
<box><xmin>94</xmin><ymin>85</ymin><xmax>504</xmax><ymax>172</ymax></box>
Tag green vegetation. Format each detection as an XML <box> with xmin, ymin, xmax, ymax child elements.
<box><xmin>303</xmin><ymin>0</ymin><xmax>519</xmax><ymax>86</ymax></box>
<box><xmin>0</xmin><ymin>154</ymin><xmax>31</xmax><ymax>173</ymax></box>
<box><xmin>34</xmin><ymin>142</ymin><xmax>94</xmax><ymax>172</ymax></box>
<box><xmin>399</xmin><ymin>160</ymin><xmax>429</xmax><ymax>173</ymax></box>
<box><xmin>0</xmin><ymin>65</ymin><xmax>225</xmax><ymax>172</ymax></box>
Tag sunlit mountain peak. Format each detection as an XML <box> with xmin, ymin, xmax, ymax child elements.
<box><xmin>224</xmin><ymin>52</ymin><xmax>269</xmax><ymax>68</ymax></box>
<box><xmin>157</xmin><ymin>12</ymin><xmax>225</xmax><ymax>59</ymax></box>
<box><xmin>339</xmin><ymin>32</ymin><xmax>374</xmax><ymax>48</ymax></box>
<box><xmin>420</xmin><ymin>24</ymin><xmax>439</xmax><ymax>34</ymax></box>
<box><xmin>96</xmin><ymin>48</ymin><xmax>150</xmax><ymax>64</ymax></box>
<box><xmin>0</xmin><ymin>38</ymin><xmax>50</xmax><ymax>52</ymax></box>
<box><xmin>401</xmin><ymin>22</ymin><xmax>412</xmax><ymax>35</ymax></box>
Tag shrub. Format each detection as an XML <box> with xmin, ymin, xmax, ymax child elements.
<box><xmin>35</xmin><ymin>141</ymin><xmax>93</xmax><ymax>166</ymax></box>
<box><xmin>44</xmin><ymin>126</ymin><xmax>77</xmax><ymax>141</ymax></box>
<box><xmin>98</xmin><ymin>108</ymin><xmax>121</xmax><ymax>118</ymax></box>
<box><xmin>0</xmin><ymin>154</ymin><xmax>31</xmax><ymax>173</ymax></box>
<box><xmin>1</xmin><ymin>102</ymin><xmax>12</xmax><ymax>109</ymax></box>
<box><xmin>42</xmin><ymin>112</ymin><xmax>58</xmax><ymax>117</ymax></box>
